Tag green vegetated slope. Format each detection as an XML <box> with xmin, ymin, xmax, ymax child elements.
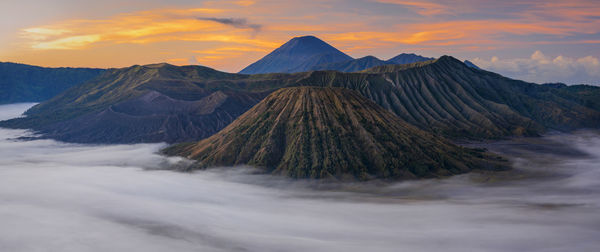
<box><xmin>0</xmin><ymin>62</ymin><xmax>104</xmax><ymax>104</ymax></box>
<box><xmin>164</xmin><ymin>87</ymin><xmax>506</xmax><ymax>180</ymax></box>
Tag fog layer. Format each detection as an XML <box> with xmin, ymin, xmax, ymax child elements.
<box><xmin>0</xmin><ymin>104</ymin><xmax>599</xmax><ymax>252</ymax></box>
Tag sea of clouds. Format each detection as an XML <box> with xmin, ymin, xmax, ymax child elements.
<box><xmin>472</xmin><ymin>50</ymin><xmax>600</xmax><ymax>85</ymax></box>
<box><xmin>0</xmin><ymin>103</ymin><xmax>599</xmax><ymax>252</ymax></box>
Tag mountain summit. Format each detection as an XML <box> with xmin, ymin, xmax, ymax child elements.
<box><xmin>165</xmin><ymin>86</ymin><xmax>505</xmax><ymax>180</ymax></box>
<box><xmin>238</xmin><ymin>35</ymin><xmax>352</xmax><ymax>74</ymax></box>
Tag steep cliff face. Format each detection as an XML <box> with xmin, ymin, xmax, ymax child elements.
<box><xmin>165</xmin><ymin>87</ymin><xmax>506</xmax><ymax>180</ymax></box>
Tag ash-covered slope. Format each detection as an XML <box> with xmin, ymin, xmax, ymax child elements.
<box><xmin>238</xmin><ymin>36</ymin><xmax>352</xmax><ymax>74</ymax></box>
<box><xmin>165</xmin><ymin>87</ymin><xmax>505</xmax><ymax>180</ymax></box>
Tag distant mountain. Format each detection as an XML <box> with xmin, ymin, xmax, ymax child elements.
<box><xmin>0</xmin><ymin>62</ymin><xmax>104</xmax><ymax>104</ymax></box>
<box><xmin>164</xmin><ymin>87</ymin><xmax>506</xmax><ymax>180</ymax></box>
<box><xmin>309</xmin><ymin>54</ymin><xmax>435</xmax><ymax>73</ymax></box>
<box><xmin>387</xmin><ymin>53</ymin><xmax>434</xmax><ymax>65</ymax></box>
<box><xmin>239</xmin><ymin>36</ymin><xmax>352</xmax><ymax>74</ymax></box>
<box><xmin>309</xmin><ymin>56</ymin><xmax>387</xmax><ymax>72</ymax></box>
<box><xmin>463</xmin><ymin>60</ymin><xmax>480</xmax><ymax>69</ymax></box>
<box><xmin>239</xmin><ymin>35</ymin><xmax>437</xmax><ymax>74</ymax></box>
<box><xmin>3</xmin><ymin>56</ymin><xmax>599</xmax><ymax>143</ymax></box>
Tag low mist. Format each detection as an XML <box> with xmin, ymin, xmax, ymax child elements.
<box><xmin>0</xmin><ymin>104</ymin><xmax>599</xmax><ymax>252</ymax></box>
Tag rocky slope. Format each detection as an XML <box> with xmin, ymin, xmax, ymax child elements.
<box><xmin>165</xmin><ymin>87</ymin><xmax>505</xmax><ymax>180</ymax></box>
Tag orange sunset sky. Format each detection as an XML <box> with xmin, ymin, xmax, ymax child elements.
<box><xmin>0</xmin><ymin>0</ymin><xmax>599</xmax><ymax>84</ymax></box>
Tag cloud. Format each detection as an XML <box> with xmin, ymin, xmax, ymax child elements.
<box><xmin>1</xmin><ymin>104</ymin><xmax>600</xmax><ymax>251</ymax></box>
<box><xmin>20</xmin><ymin>8</ymin><xmax>274</xmax><ymax>50</ymax></box>
<box><xmin>5</xmin><ymin>1</ymin><xmax>600</xmax><ymax>71</ymax></box>
<box><xmin>197</xmin><ymin>17</ymin><xmax>262</xmax><ymax>33</ymax></box>
<box><xmin>472</xmin><ymin>51</ymin><xmax>600</xmax><ymax>85</ymax></box>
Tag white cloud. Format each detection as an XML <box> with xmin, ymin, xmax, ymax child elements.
<box><xmin>472</xmin><ymin>51</ymin><xmax>600</xmax><ymax>85</ymax></box>
<box><xmin>1</xmin><ymin>104</ymin><xmax>600</xmax><ymax>251</ymax></box>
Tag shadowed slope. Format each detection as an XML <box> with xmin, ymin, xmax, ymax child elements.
<box><xmin>165</xmin><ymin>87</ymin><xmax>505</xmax><ymax>180</ymax></box>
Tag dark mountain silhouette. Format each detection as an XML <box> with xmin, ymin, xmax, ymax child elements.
<box><xmin>164</xmin><ymin>87</ymin><xmax>506</xmax><ymax>180</ymax></box>
<box><xmin>387</xmin><ymin>53</ymin><xmax>434</xmax><ymax>65</ymax></box>
<box><xmin>309</xmin><ymin>56</ymin><xmax>387</xmax><ymax>72</ymax></box>
<box><xmin>0</xmin><ymin>62</ymin><xmax>104</xmax><ymax>104</ymax></box>
<box><xmin>239</xmin><ymin>35</ymin><xmax>437</xmax><ymax>73</ymax></box>
<box><xmin>309</xmin><ymin>54</ymin><xmax>435</xmax><ymax>73</ymax></box>
<box><xmin>239</xmin><ymin>36</ymin><xmax>352</xmax><ymax>74</ymax></box>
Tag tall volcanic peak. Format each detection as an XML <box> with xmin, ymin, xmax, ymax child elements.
<box><xmin>238</xmin><ymin>35</ymin><xmax>352</xmax><ymax>74</ymax></box>
<box><xmin>164</xmin><ymin>87</ymin><xmax>505</xmax><ymax>181</ymax></box>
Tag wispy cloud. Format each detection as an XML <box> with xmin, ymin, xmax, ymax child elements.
<box><xmin>20</xmin><ymin>8</ymin><xmax>273</xmax><ymax>50</ymax></box>
<box><xmin>197</xmin><ymin>17</ymin><xmax>262</xmax><ymax>33</ymax></box>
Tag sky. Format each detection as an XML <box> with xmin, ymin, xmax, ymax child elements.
<box><xmin>0</xmin><ymin>0</ymin><xmax>598</xmax><ymax>84</ymax></box>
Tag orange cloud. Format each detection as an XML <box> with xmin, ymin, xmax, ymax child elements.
<box><xmin>20</xmin><ymin>8</ymin><xmax>273</xmax><ymax>50</ymax></box>
<box><xmin>5</xmin><ymin>0</ymin><xmax>599</xmax><ymax>72</ymax></box>
<box><xmin>323</xmin><ymin>16</ymin><xmax>596</xmax><ymax>50</ymax></box>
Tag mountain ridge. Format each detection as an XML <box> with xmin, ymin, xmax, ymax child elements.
<box><xmin>2</xmin><ymin>55</ymin><xmax>599</xmax><ymax>143</ymax></box>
